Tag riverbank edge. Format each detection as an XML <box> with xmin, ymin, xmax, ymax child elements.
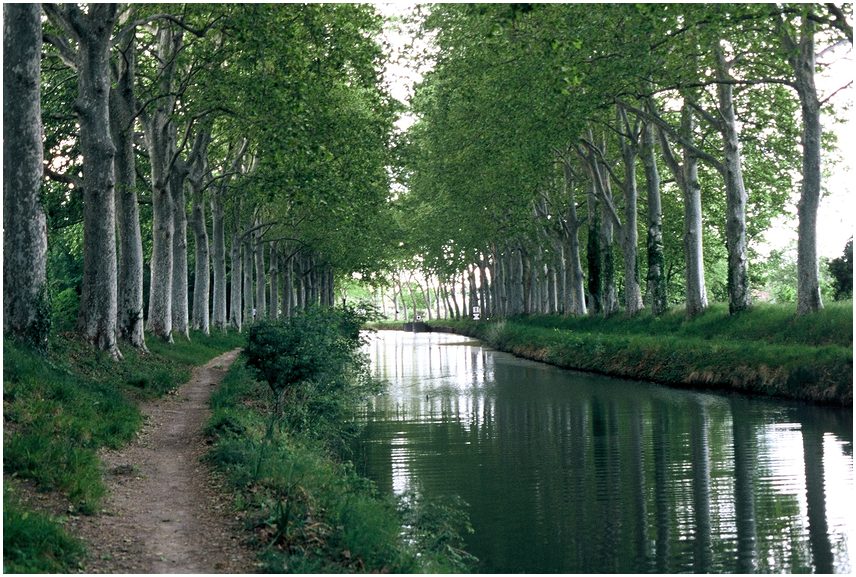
<box><xmin>370</xmin><ymin>319</ymin><xmax>852</xmax><ymax>407</ymax></box>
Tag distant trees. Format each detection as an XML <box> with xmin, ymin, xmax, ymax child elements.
<box><xmin>394</xmin><ymin>3</ymin><xmax>851</xmax><ymax>320</ymax></box>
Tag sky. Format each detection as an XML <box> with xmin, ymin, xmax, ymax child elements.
<box><xmin>377</xmin><ymin>3</ymin><xmax>853</xmax><ymax>260</ymax></box>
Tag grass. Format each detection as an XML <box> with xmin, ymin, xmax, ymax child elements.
<box><xmin>379</xmin><ymin>301</ymin><xmax>852</xmax><ymax>405</ymax></box>
<box><xmin>3</xmin><ymin>328</ymin><xmax>246</xmax><ymax>572</ymax></box>
<box><xmin>205</xmin><ymin>357</ymin><xmax>476</xmax><ymax>573</ymax></box>
<box><xmin>2</xmin><ymin>489</ymin><xmax>85</xmax><ymax>574</ymax></box>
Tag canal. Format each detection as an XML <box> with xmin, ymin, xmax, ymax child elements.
<box><xmin>353</xmin><ymin>330</ymin><xmax>853</xmax><ymax>573</ymax></box>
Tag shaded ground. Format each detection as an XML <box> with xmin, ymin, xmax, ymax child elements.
<box><xmin>62</xmin><ymin>348</ymin><xmax>257</xmax><ymax>573</ymax></box>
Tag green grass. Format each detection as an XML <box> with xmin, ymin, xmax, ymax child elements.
<box><xmin>3</xmin><ymin>328</ymin><xmax>247</xmax><ymax>571</ymax></box>
<box><xmin>2</xmin><ymin>490</ymin><xmax>85</xmax><ymax>574</ymax></box>
<box><xmin>396</xmin><ymin>302</ymin><xmax>852</xmax><ymax>405</ymax></box>
<box><xmin>206</xmin><ymin>358</ymin><xmax>475</xmax><ymax>573</ymax></box>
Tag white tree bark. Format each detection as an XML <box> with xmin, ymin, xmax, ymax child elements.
<box><xmin>714</xmin><ymin>43</ymin><xmax>751</xmax><ymax>314</ymax></box>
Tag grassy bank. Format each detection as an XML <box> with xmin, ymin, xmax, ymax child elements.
<box><xmin>376</xmin><ymin>302</ymin><xmax>852</xmax><ymax>406</ymax></box>
<box><xmin>205</xmin><ymin>310</ymin><xmax>475</xmax><ymax>573</ymax></box>
<box><xmin>3</xmin><ymin>330</ymin><xmax>245</xmax><ymax>573</ymax></box>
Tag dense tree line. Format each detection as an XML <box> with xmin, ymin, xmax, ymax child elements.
<box><xmin>390</xmin><ymin>3</ymin><xmax>851</xmax><ymax>321</ymax></box>
<box><xmin>4</xmin><ymin>3</ymin><xmax>398</xmax><ymax>352</ymax></box>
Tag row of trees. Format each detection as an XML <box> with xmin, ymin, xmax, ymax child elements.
<box><xmin>390</xmin><ymin>3</ymin><xmax>851</xmax><ymax>321</ymax></box>
<box><xmin>4</xmin><ymin>3</ymin><xmax>398</xmax><ymax>354</ymax></box>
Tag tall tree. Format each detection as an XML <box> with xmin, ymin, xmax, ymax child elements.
<box><xmin>110</xmin><ymin>16</ymin><xmax>147</xmax><ymax>350</ymax></box>
<box><xmin>3</xmin><ymin>3</ymin><xmax>49</xmax><ymax>347</ymax></box>
<box><xmin>44</xmin><ymin>3</ymin><xmax>122</xmax><ymax>358</ymax></box>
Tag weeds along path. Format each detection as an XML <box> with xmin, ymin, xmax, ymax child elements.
<box><xmin>68</xmin><ymin>348</ymin><xmax>256</xmax><ymax>573</ymax></box>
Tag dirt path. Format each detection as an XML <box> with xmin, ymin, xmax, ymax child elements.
<box><xmin>67</xmin><ymin>348</ymin><xmax>257</xmax><ymax>573</ymax></box>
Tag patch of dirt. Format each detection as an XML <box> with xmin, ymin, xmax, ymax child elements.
<box><xmin>64</xmin><ymin>348</ymin><xmax>259</xmax><ymax>573</ymax></box>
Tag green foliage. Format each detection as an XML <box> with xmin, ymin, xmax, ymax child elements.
<box><xmin>3</xmin><ymin>490</ymin><xmax>84</xmax><ymax>574</ymax></box>
<box><xmin>828</xmin><ymin>238</ymin><xmax>853</xmax><ymax>300</ymax></box>
<box><xmin>244</xmin><ymin>306</ymin><xmax>378</xmax><ymax>448</ymax></box>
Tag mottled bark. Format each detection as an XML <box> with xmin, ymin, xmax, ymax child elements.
<box><xmin>658</xmin><ymin>106</ymin><xmax>708</xmax><ymax>318</ymax></box>
<box><xmin>110</xmin><ymin>28</ymin><xmax>147</xmax><ymax>350</ymax></box>
<box><xmin>679</xmin><ymin>107</ymin><xmax>709</xmax><ymax>317</ymax></box>
<box><xmin>210</xmin><ymin>189</ymin><xmax>227</xmax><ymax>331</ymax></box>
<box><xmin>617</xmin><ymin>108</ymin><xmax>645</xmax><ymax>316</ymax></box>
<box><xmin>3</xmin><ymin>3</ymin><xmax>48</xmax><ymax>346</ymax></box>
<box><xmin>143</xmin><ymin>25</ymin><xmax>183</xmax><ymax>341</ymax></box>
<box><xmin>45</xmin><ymin>5</ymin><xmax>122</xmax><ymax>357</ymax></box>
<box><xmin>561</xmin><ymin>159</ymin><xmax>587</xmax><ymax>316</ymax></box>
<box><xmin>171</xmin><ymin>163</ymin><xmax>190</xmax><ymax>339</ymax></box>
<box><xmin>714</xmin><ymin>43</ymin><xmax>751</xmax><ymax>314</ymax></box>
<box><xmin>641</xmin><ymin>119</ymin><xmax>667</xmax><ymax>316</ymax></box>
<box><xmin>189</xmin><ymin>130</ymin><xmax>211</xmax><ymax>334</ymax></box>
<box><xmin>780</xmin><ymin>13</ymin><xmax>824</xmax><ymax>314</ymax></box>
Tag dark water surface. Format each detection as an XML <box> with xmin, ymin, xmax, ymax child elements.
<box><xmin>353</xmin><ymin>330</ymin><xmax>853</xmax><ymax>573</ymax></box>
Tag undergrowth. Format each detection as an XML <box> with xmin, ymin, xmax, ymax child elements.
<box><xmin>3</xmin><ymin>329</ymin><xmax>245</xmax><ymax>572</ymax></box>
<box><xmin>206</xmin><ymin>307</ymin><xmax>476</xmax><ymax>573</ymax></box>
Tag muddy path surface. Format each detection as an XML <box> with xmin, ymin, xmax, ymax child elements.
<box><xmin>67</xmin><ymin>348</ymin><xmax>257</xmax><ymax>573</ymax></box>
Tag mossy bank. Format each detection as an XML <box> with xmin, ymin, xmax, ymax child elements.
<box><xmin>374</xmin><ymin>302</ymin><xmax>852</xmax><ymax>406</ymax></box>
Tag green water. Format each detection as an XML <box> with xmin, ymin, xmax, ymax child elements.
<box><xmin>354</xmin><ymin>331</ymin><xmax>853</xmax><ymax>573</ymax></box>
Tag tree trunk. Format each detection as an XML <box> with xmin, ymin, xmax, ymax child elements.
<box><xmin>657</xmin><ymin>104</ymin><xmax>708</xmax><ymax>318</ymax></box>
<box><xmin>229</xmin><ymin>228</ymin><xmax>243</xmax><ymax>331</ymax></box>
<box><xmin>641</xmin><ymin>119</ymin><xmax>667</xmax><ymax>316</ymax></box>
<box><xmin>110</xmin><ymin>29</ymin><xmax>147</xmax><ymax>350</ymax></box>
<box><xmin>784</xmin><ymin>14</ymin><xmax>824</xmax><ymax>315</ymax></box>
<box><xmin>189</xmin><ymin>131</ymin><xmax>211</xmax><ymax>334</ymax></box>
<box><xmin>254</xmin><ymin>222</ymin><xmax>266</xmax><ymax>319</ymax></box>
<box><xmin>282</xmin><ymin>254</ymin><xmax>293</xmax><ymax>317</ymax></box>
<box><xmin>561</xmin><ymin>159</ymin><xmax>587</xmax><ymax>316</ymax></box>
<box><xmin>269</xmin><ymin>242</ymin><xmax>279</xmax><ymax>318</ymax></box>
<box><xmin>680</xmin><ymin>107</ymin><xmax>709</xmax><ymax>317</ymax></box>
<box><xmin>243</xmin><ymin>233</ymin><xmax>254</xmax><ymax>323</ymax></box>
<box><xmin>618</xmin><ymin>111</ymin><xmax>645</xmax><ymax>316</ymax></box>
<box><xmin>71</xmin><ymin>5</ymin><xmax>122</xmax><ymax>357</ymax></box>
<box><xmin>3</xmin><ymin>3</ymin><xmax>48</xmax><ymax>347</ymax></box>
<box><xmin>143</xmin><ymin>24</ymin><xmax>183</xmax><ymax>342</ymax></box>
<box><xmin>171</xmin><ymin>164</ymin><xmax>190</xmax><ymax>339</ymax></box>
<box><xmin>714</xmin><ymin>43</ymin><xmax>751</xmax><ymax>314</ymax></box>
<box><xmin>586</xmin><ymin>176</ymin><xmax>603</xmax><ymax>315</ymax></box>
<box><xmin>210</xmin><ymin>188</ymin><xmax>227</xmax><ymax>331</ymax></box>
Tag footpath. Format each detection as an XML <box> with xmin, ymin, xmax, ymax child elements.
<box><xmin>65</xmin><ymin>349</ymin><xmax>256</xmax><ymax>573</ymax></box>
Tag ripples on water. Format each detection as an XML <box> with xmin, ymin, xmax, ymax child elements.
<box><xmin>353</xmin><ymin>331</ymin><xmax>853</xmax><ymax>573</ymax></box>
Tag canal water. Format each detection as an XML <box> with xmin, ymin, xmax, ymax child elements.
<box><xmin>353</xmin><ymin>330</ymin><xmax>853</xmax><ymax>573</ymax></box>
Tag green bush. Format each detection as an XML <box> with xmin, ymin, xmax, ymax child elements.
<box><xmin>244</xmin><ymin>306</ymin><xmax>379</xmax><ymax>449</ymax></box>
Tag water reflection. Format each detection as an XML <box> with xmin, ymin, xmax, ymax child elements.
<box><xmin>355</xmin><ymin>331</ymin><xmax>853</xmax><ymax>573</ymax></box>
